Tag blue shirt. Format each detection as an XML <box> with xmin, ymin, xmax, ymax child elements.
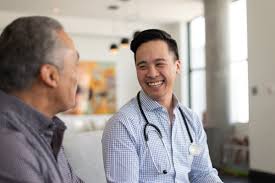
<box><xmin>102</xmin><ymin>90</ymin><xmax>222</xmax><ymax>183</ymax></box>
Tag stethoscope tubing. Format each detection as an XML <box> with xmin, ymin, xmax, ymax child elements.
<box><xmin>137</xmin><ymin>91</ymin><xmax>193</xmax><ymax>143</ymax></box>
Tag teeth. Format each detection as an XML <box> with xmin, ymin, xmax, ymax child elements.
<box><xmin>148</xmin><ymin>81</ymin><xmax>163</xmax><ymax>86</ymax></box>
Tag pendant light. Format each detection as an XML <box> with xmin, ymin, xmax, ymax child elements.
<box><xmin>120</xmin><ymin>38</ymin><xmax>129</xmax><ymax>48</ymax></box>
<box><xmin>110</xmin><ymin>43</ymin><xmax>118</xmax><ymax>54</ymax></box>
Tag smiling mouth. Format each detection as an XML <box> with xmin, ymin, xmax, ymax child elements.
<box><xmin>147</xmin><ymin>80</ymin><xmax>164</xmax><ymax>87</ymax></box>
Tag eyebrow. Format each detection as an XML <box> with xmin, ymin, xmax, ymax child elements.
<box><xmin>155</xmin><ymin>58</ymin><xmax>166</xmax><ymax>62</ymax></box>
<box><xmin>136</xmin><ymin>60</ymin><xmax>147</xmax><ymax>66</ymax></box>
<box><xmin>136</xmin><ymin>58</ymin><xmax>167</xmax><ymax>66</ymax></box>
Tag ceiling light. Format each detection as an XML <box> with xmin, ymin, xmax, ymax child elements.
<box><xmin>108</xmin><ymin>5</ymin><xmax>119</xmax><ymax>10</ymax></box>
<box><xmin>110</xmin><ymin>43</ymin><xmax>118</xmax><ymax>54</ymax></box>
<box><xmin>120</xmin><ymin>38</ymin><xmax>129</xmax><ymax>48</ymax></box>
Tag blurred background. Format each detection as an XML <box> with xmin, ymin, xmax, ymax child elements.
<box><xmin>0</xmin><ymin>0</ymin><xmax>274</xmax><ymax>182</ymax></box>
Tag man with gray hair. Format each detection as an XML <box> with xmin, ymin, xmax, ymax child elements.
<box><xmin>0</xmin><ymin>16</ymin><xmax>84</xmax><ymax>183</ymax></box>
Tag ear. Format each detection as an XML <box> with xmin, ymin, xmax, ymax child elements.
<box><xmin>175</xmin><ymin>59</ymin><xmax>181</xmax><ymax>74</ymax></box>
<box><xmin>39</xmin><ymin>64</ymin><xmax>60</xmax><ymax>88</ymax></box>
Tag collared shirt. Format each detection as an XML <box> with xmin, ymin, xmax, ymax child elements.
<box><xmin>0</xmin><ymin>90</ymin><xmax>84</xmax><ymax>183</ymax></box>
<box><xmin>102</xmin><ymin>90</ymin><xmax>223</xmax><ymax>183</ymax></box>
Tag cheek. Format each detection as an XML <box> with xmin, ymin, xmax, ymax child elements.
<box><xmin>65</xmin><ymin>69</ymin><xmax>78</xmax><ymax>95</ymax></box>
<box><xmin>137</xmin><ymin>73</ymin><xmax>146</xmax><ymax>86</ymax></box>
<box><xmin>71</xmin><ymin>68</ymin><xmax>78</xmax><ymax>83</ymax></box>
<box><xmin>137</xmin><ymin>70</ymin><xmax>146</xmax><ymax>79</ymax></box>
<box><xmin>76</xmin><ymin>66</ymin><xmax>82</xmax><ymax>82</ymax></box>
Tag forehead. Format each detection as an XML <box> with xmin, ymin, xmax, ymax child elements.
<box><xmin>135</xmin><ymin>40</ymin><xmax>172</xmax><ymax>60</ymax></box>
<box><xmin>56</xmin><ymin>30</ymin><xmax>75</xmax><ymax>50</ymax></box>
<box><xmin>137</xmin><ymin>40</ymin><xmax>168</xmax><ymax>52</ymax></box>
<box><xmin>56</xmin><ymin>30</ymin><xmax>79</xmax><ymax>60</ymax></box>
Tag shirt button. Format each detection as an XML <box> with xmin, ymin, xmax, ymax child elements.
<box><xmin>163</xmin><ymin>170</ymin><xmax>167</xmax><ymax>174</ymax></box>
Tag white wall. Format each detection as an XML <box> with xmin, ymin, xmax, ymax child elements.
<box><xmin>247</xmin><ymin>0</ymin><xmax>275</xmax><ymax>174</ymax></box>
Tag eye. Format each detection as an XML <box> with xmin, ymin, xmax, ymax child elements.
<box><xmin>138</xmin><ymin>64</ymin><xmax>147</xmax><ymax>70</ymax></box>
<box><xmin>137</xmin><ymin>61</ymin><xmax>148</xmax><ymax>70</ymax></box>
<box><xmin>156</xmin><ymin>62</ymin><xmax>166</xmax><ymax>67</ymax></box>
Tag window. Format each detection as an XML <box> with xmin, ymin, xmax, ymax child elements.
<box><xmin>229</xmin><ymin>0</ymin><xmax>248</xmax><ymax>123</ymax></box>
<box><xmin>188</xmin><ymin>0</ymin><xmax>248</xmax><ymax>124</ymax></box>
<box><xmin>189</xmin><ymin>17</ymin><xmax>206</xmax><ymax>122</ymax></box>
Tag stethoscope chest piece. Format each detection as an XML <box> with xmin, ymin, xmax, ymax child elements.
<box><xmin>189</xmin><ymin>143</ymin><xmax>202</xmax><ymax>156</ymax></box>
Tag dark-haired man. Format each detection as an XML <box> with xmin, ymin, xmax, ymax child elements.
<box><xmin>0</xmin><ymin>16</ymin><xmax>84</xmax><ymax>183</ymax></box>
<box><xmin>102</xmin><ymin>29</ymin><xmax>222</xmax><ymax>183</ymax></box>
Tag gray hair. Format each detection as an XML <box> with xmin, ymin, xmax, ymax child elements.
<box><xmin>0</xmin><ymin>16</ymin><xmax>65</xmax><ymax>93</ymax></box>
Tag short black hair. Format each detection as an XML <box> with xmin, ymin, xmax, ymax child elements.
<box><xmin>130</xmin><ymin>29</ymin><xmax>179</xmax><ymax>60</ymax></box>
<box><xmin>0</xmin><ymin>16</ymin><xmax>64</xmax><ymax>93</ymax></box>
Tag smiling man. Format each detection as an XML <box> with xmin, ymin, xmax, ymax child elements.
<box><xmin>102</xmin><ymin>29</ymin><xmax>223</xmax><ymax>183</ymax></box>
<box><xmin>0</xmin><ymin>16</ymin><xmax>83</xmax><ymax>183</ymax></box>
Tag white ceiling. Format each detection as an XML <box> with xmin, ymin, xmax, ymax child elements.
<box><xmin>0</xmin><ymin>0</ymin><xmax>203</xmax><ymax>23</ymax></box>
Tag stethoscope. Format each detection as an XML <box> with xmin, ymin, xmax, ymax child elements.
<box><xmin>137</xmin><ymin>91</ymin><xmax>202</xmax><ymax>174</ymax></box>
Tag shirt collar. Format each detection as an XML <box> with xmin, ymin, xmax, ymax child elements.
<box><xmin>0</xmin><ymin>89</ymin><xmax>66</xmax><ymax>136</ymax></box>
<box><xmin>172</xmin><ymin>95</ymin><xmax>180</xmax><ymax>113</ymax></box>
<box><xmin>138</xmin><ymin>90</ymin><xmax>180</xmax><ymax>112</ymax></box>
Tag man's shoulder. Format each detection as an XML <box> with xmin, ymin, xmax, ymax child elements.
<box><xmin>178</xmin><ymin>103</ymin><xmax>204</xmax><ymax>132</ymax></box>
<box><xmin>0</xmin><ymin>111</ymin><xmax>17</xmax><ymax>129</ymax></box>
<box><xmin>178</xmin><ymin>103</ymin><xmax>202</xmax><ymax>123</ymax></box>
<box><xmin>111</xmin><ymin>97</ymin><xmax>139</xmax><ymax>121</ymax></box>
<box><xmin>0</xmin><ymin>112</ymin><xmax>43</xmax><ymax>157</ymax></box>
<box><xmin>0</xmin><ymin>128</ymin><xmax>48</xmax><ymax>182</ymax></box>
<box><xmin>0</xmin><ymin>128</ymin><xmax>28</xmax><ymax>146</ymax></box>
<box><xmin>104</xmin><ymin>97</ymin><xmax>141</xmax><ymax>133</ymax></box>
<box><xmin>0</xmin><ymin>128</ymin><xmax>36</xmax><ymax>160</ymax></box>
<box><xmin>102</xmin><ymin>97</ymin><xmax>142</xmax><ymax>146</ymax></box>
<box><xmin>178</xmin><ymin>103</ymin><xmax>195</xmax><ymax>118</ymax></box>
<box><xmin>120</xmin><ymin>97</ymin><xmax>139</xmax><ymax>112</ymax></box>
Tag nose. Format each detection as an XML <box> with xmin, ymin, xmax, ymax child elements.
<box><xmin>146</xmin><ymin>65</ymin><xmax>159</xmax><ymax>78</ymax></box>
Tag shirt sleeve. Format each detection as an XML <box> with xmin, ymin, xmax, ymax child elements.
<box><xmin>58</xmin><ymin>147</ymin><xmax>85</xmax><ymax>183</ymax></box>
<box><xmin>102</xmin><ymin>117</ymin><xmax>139</xmax><ymax>183</ymax></box>
<box><xmin>67</xmin><ymin>161</ymin><xmax>85</xmax><ymax>183</ymax></box>
<box><xmin>188</xmin><ymin>113</ymin><xmax>223</xmax><ymax>183</ymax></box>
<box><xmin>0</xmin><ymin>129</ymin><xmax>44</xmax><ymax>183</ymax></box>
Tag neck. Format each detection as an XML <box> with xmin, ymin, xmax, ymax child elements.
<box><xmin>157</xmin><ymin>95</ymin><xmax>173</xmax><ymax>111</ymax></box>
<box><xmin>158</xmin><ymin>94</ymin><xmax>175</xmax><ymax>124</ymax></box>
<box><xmin>11</xmin><ymin>88</ymin><xmax>56</xmax><ymax>119</ymax></box>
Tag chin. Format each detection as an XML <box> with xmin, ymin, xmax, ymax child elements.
<box><xmin>61</xmin><ymin>101</ymin><xmax>76</xmax><ymax>113</ymax></box>
<box><xmin>68</xmin><ymin>101</ymin><xmax>76</xmax><ymax>110</ymax></box>
<box><xmin>146</xmin><ymin>92</ymin><xmax>163</xmax><ymax>100</ymax></box>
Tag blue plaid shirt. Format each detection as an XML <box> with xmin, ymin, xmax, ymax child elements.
<box><xmin>102</xmin><ymin>91</ymin><xmax>223</xmax><ymax>183</ymax></box>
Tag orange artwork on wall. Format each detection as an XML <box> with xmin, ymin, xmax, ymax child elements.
<box><xmin>66</xmin><ymin>61</ymin><xmax>116</xmax><ymax>115</ymax></box>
